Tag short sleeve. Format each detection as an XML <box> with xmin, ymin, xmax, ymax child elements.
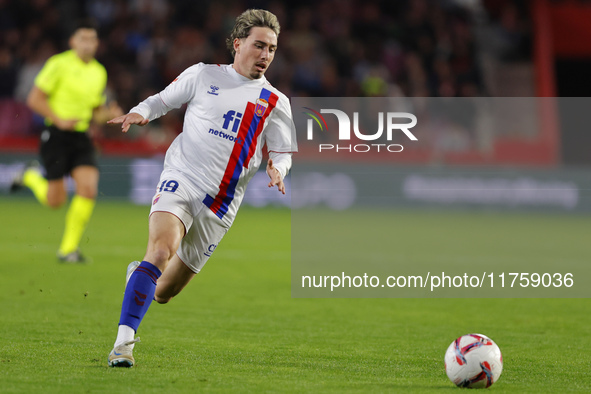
<box><xmin>265</xmin><ymin>94</ymin><xmax>298</xmax><ymax>153</ymax></box>
<box><xmin>34</xmin><ymin>55</ymin><xmax>61</xmax><ymax>95</ymax></box>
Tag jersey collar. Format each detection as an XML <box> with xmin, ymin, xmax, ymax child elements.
<box><xmin>67</xmin><ymin>49</ymin><xmax>96</xmax><ymax>66</ymax></box>
<box><xmin>227</xmin><ymin>64</ymin><xmax>267</xmax><ymax>84</ymax></box>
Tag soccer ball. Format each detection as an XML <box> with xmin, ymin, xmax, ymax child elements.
<box><xmin>444</xmin><ymin>333</ymin><xmax>503</xmax><ymax>389</ymax></box>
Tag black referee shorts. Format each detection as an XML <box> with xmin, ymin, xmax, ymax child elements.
<box><xmin>39</xmin><ymin>126</ymin><xmax>98</xmax><ymax>180</ymax></box>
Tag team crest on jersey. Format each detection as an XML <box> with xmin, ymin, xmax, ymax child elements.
<box><xmin>254</xmin><ymin>98</ymin><xmax>268</xmax><ymax>117</ymax></box>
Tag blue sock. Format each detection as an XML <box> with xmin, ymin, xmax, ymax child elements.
<box><xmin>119</xmin><ymin>261</ymin><xmax>162</xmax><ymax>332</ymax></box>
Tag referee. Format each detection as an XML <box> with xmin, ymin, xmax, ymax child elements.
<box><xmin>13</xmin><ymin>20</ymin><xmax>122</xmax><ymax>263</ymax></box>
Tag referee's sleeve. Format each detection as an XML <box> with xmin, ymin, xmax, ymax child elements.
<box><xmin>34</xmin><ymin>55</ymin><xmax>61</xmax><ymax>95</ymax></box>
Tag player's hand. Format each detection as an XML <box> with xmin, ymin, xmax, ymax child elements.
<box><xmin>266</xmin><ymin>159</ymin><xmax>285</xmax><ymax>194</ymax></box>
<box><xmin>54</xmin><ymin>118</ymin><xmax>79</xmax><ymax>131</ymax></box>
<box><xmin>107</xmin><ymin>112</ymin><xmax>149</xmax><ymax>133</ymax></box>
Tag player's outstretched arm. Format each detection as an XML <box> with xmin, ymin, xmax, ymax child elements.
<box><xmin>107</xmin><ymin>112</ymin><xmax>149</xmax><ymax>133</ymax></box>
<box><xmin>94</xmin><ymin>101</ymin><xmax>124</xmax><ymax>124</ymax></box>
<box><xmin>266</xmin><ymin>159</ymin><xmax>285</xmax><ymax>195</ymax></box>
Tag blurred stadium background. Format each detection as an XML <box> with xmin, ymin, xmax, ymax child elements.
<box><xmin>0</xmin><ymin>0</ymin><xmax>589</xmax><ymax>206</ymax></box>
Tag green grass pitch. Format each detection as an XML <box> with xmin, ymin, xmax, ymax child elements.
<box><xmin>0</xmin><ymin>197</ymin><xmax>590</xmax><ymax>392</ymax></box>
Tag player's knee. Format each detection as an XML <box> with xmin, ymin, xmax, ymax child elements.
<box><xmin>152</xmin><ymin>248</ymin><xmax>172</xmax><ymax>264</ymax></box>
<box><xmin>146</xmin><ymin>245</ymin><xmax>176</xmax><ymax>268</ymax></box>
<box><xmin>47</xmin><ymin>195</ymin><xmax>66</xmax><ymax>209</ymax></box>
<box><xmin>76</xmin><ymin>186</ymin><xmax>97</xmax><ymax>200</ymax></box>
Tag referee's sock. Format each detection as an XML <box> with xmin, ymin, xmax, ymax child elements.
<box><xmin>58</xmin><ymin>195</ymin><xmax>95</xmax><ymax>255</ymax></box>
<box><xmin>116</xmin><ymin>261</ymin><xmax>162</xmax><ymax>343</ymax></box>
<box><xmin>23</xmin><ymin>168</ymin><xmax>48</xmax><ymax>206</ymax></box>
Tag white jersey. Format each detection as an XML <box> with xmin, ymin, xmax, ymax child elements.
<box><xmin>130</xmin><ymin>63</ymin><xmax>297</xmax><ymax>223</ymax></box>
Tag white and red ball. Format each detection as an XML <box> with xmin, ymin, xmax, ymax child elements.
<box><xmin>444</xmin><ymin>333</ymin><xmax>503</xmax><ymax>389</ymax></box>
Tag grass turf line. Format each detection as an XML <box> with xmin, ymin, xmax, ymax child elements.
<box><xmin>0</xmin><ymin>197</ymin><xmax>589</xmax><ymax>392</ymax></box>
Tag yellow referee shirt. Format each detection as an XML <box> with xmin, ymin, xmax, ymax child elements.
<box><xmin>34</xmin><ymin>49</ymin><xmax>107</xmax><ymax>132</ymax></box>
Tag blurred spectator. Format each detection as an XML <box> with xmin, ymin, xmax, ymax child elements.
<box><xmin>483</xmin><ymin>0</ymin><xmax>531</xmax><ymax>62</ymax></box>
<box><xmin>0</xmin><ymin>44</ymin><xmax>18</xmax><ymax>97</ymax></box>
<box><xmin>15</xmin><ymin>39</ymin><xmax>57</xmax><ymax>102</ymax></box>
<box><xmin>0</xmin><ymin>0</ymin><xmax>510</xmax><ymax>146</ymax></box>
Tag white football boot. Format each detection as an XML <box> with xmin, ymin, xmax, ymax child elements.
<box><xmin>108</xmin><ymin>337</ymin><xmax>141</xmax><ymax>368</ymax></box>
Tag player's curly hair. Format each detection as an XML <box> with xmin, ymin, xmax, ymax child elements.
<box><xmin>226</xmin><ymin>9</ymin><xmax>280</xmax><ymax>57</ymax></box>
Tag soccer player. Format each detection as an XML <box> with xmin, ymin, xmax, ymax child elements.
<box><xmin>12</xmin><ymin>20</ymin><xmax>122</xmax><ymax>263</ymax></box>
<box><xmin>106</xmin><ymin>9</ymin><xmax>296</xmax><ymax>367</ymax></box>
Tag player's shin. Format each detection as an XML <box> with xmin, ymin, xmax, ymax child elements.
<box><xmin>23</xmin><ymin>167</ymin><xmax>48</xmax><ymax>206</ymax></box>
<box><xmin>58</xmin><ymin>195</ymin><xmax>95</xmax><ymax>255</ymax></box>
<box><xmin>116</xmin><ymin>261</ymin><xmax>162</xmax><ymax>344</ymax></box>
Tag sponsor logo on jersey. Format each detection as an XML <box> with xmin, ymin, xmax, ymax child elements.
<box><xmin>208</xmin><ymin>110</ymin><xmax>247</xmax><ymax>145</ymax></box>
<box><xmin>208</xmin><ymin>128</ymin><xmax>243</xmax><ymax>145</ymax></box>
<box><xmin>153</xmin><ymin>194</ymin><xmax>161</xmax><ymax>205</ymax></box>
<box><xmin>222</xmin><ymin>110</ymin><xmax>243</xmax><ymax>132</ymax></box>
<box><xmin>254</xmin><ymin>98</ymin><xmax>268</xmax><ymax>117</ymax></box>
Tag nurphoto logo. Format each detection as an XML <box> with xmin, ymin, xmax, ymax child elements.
<box><xmin>303</xmin><ymin>107</ymin><xmax>418</xmax><ymax>153</ymax></box>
